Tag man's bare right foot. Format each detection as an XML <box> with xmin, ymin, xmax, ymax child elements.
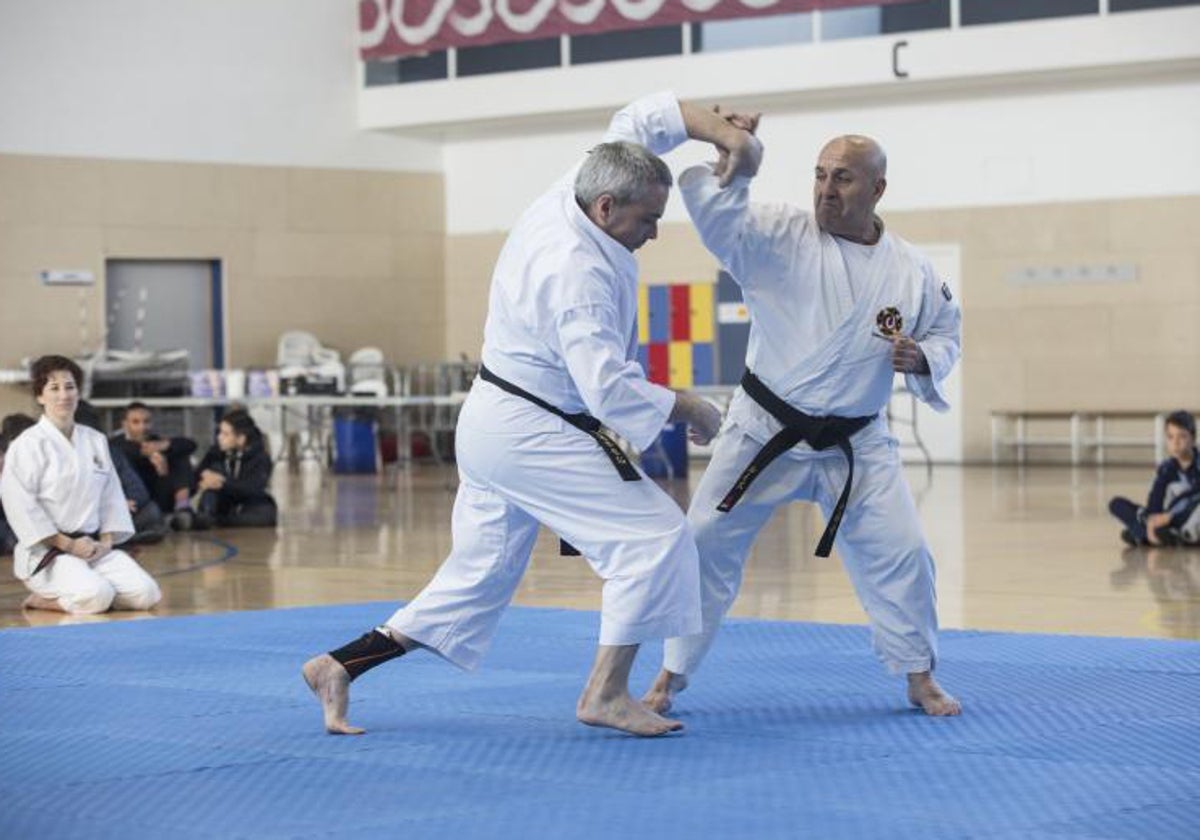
<box><xmin>302</xmin><ymin>654</ymin><xmax>365</xmax><ymax>735</ymax></box>
<box><xmin>578</xmin><ymin>688</ymin><xmax>683</xmax><ymax>736</ymax></box>
<box><xmin>640</xmin><ymin>668</ymin><xmax>688</xmax><ymax>714</ymax></box>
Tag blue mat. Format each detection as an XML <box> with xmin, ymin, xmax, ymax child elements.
<box><xmin>1</xmin><ymin>603</ymin><xmax>1198</xmax><ymax>840</ymax></box>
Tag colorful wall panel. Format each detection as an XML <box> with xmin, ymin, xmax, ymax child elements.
<box><xmin>638</xmin><ymin>281</ymin><xmax>716</xmax><ymax>388</ymax></box>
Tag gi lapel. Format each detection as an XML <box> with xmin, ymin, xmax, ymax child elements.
<box><xmin>772</xmin><ymin>233</ymin><xmax>896</xmax><ymax>399</ymax></box>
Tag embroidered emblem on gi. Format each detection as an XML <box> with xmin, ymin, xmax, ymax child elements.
<box><xmin>941</xmin><ymin>282</ymin><xmax>953</xmax><ymax>301</ymax></box>
<box><xmin>874</xmin><ymin>306</ymin><xmax>903</xmax><ymax>338</ymax></box>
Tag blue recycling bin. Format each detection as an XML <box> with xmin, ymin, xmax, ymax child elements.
<box><xmin>640</xmin><ymin>422</ymin><xmax>688</xmax><ymax>479</ymax></box>
<box><xmin>333</xmin><ymin>416</ymin><xmax>377</xmax><ymax>474</ymax></box>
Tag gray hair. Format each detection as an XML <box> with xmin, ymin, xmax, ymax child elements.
<box><xmin>574</xmin><ymin>141</ymin><xmax>673</xmax><ymax>207</ymax></box>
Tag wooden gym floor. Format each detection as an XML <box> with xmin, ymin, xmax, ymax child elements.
<box><xmin>2</xmin><ymin>463</ymin><xmax>1197</xmax><ymax>641</ymax></box>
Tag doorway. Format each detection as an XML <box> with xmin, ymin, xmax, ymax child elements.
<box><xmin>105</xmin><ymin>259</ymin><xmax>224</xmax><ymax>369</ymax></box>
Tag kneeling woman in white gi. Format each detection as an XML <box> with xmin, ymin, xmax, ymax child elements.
<box><xmin>0</xmin><ymin>355</ymin><xmax>161</xmax><ymax>614</ymax></box>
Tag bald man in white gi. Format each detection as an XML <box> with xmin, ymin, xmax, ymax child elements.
<box><xmin>643</xmin><ymin>115</ymin><xmax>963</xmax><ymax>717</ymax></box>
<box><xmin>303</xmin><ymin>92</ymin><xmax>761</xmax><ymax>737</ymax></box>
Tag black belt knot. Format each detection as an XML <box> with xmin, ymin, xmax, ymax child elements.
<box><xmin>719</xmin><ymin>370</ymin><xmax>873</xmax><ymax>557</ymax></box>
<box><xmin>478</xmin><ymin>364</ymin><xmax>640</xmax><ymax>556</ymax></box>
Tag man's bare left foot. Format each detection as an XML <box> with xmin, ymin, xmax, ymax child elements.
<box><xmin>302</xmin><ymin>654</ymin><xmax>365</xmax><ymax>734</ymax></box>
<box><xmin>907</xmin><ymin>671</ymin><xmax>961</xmax><ymax>716</ymax></box>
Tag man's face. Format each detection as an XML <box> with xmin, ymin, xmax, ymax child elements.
<box><xmin>812</xmin><ymin>139</ymin><xmax>885</xmax><ymax>238</ymax></box>
<box><xmin>596</xmin><ymin>184</ymin><xmax>669</xmax><ymax>252</ymax></box>
<box><xmin>1166</xmin><ymin>422</ymin><xmax>1195</xmax><ymax>461</ymax></box>
<box><xmin>123</xmin><ymin>408</ymin><xmax>153</xmax><ymax>441</ymax></box>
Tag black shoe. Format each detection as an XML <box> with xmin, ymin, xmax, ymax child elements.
<box><xmin>1120</xmin><ymin>528</ymin><xmax>1137</xmax><ymax>547</ymax></box>
<box><xmin>192</xmin><ymin>512</ymin><xmax>214</xmax><ymax>531</ymax></box>
<box><xmin>170</xmin><ymin>509</ymin><xmax>195</xmax><ymax>532</ymax></box>
<box><xmin>1154</xmin><ymin>526</ymin><xmax>1183</xmax><ymax>547</ymax></box>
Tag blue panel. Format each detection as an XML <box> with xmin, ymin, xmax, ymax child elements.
<box><xmin>636</xmin><ymin>344</ymin><xmax>649</xmax><ymax>376</ymax></box>
<box><xmin>647</xmin><ymin>285</ymin><xmax>670</xmax><ymax>343</ymax></box>
<box><xmin>210</xmin><ymin>261</ymin><xmax>224</xmax><ymax>369</ymax></box>
<box><xmin>715</xmin><ymin>271</ymin><xmax>748</xmax><ymax>384</ymax></box>
<box><xmin>691</xmin><ymin>343</ymin><xmax>714</xmax><ymax>386</ymax></box>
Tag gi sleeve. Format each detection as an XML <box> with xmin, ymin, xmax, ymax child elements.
<box><xmin>548</xmin><ymin>92</ymin><xmax>689</xmax><ymax>194</ymax></box>
<box><xmin>678</xmin><ymin>165</ymin><xmax>795</xmax><ymax>290</ymax></box>
<box><xmin>602</xmin><ymin>91</ymin><xmax>689</xmax><ymax>156</ymax></box>
<box><xmin>554</xmin><ymin>303</ymin><xmax>676</xmax><ymax>453</ymax></box>
<box><xmin>0</xmin><ymin>440</ymin><xmax>58</xmax><ymax>548</ymax></box>
<box><xmin>906</xmin><ymin>267</ymin><xmax>962</xmax><ymax>413</ymax></box>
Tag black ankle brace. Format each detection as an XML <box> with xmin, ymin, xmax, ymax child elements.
<box><xmin>329</xmin><ymin>628</ymin><xmax>406</xmax><ymax>681</ymax></box>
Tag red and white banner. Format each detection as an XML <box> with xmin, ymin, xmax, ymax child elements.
<box><xmin>360</xmin><ymin>0</ymin><xmax>917</xmax><ymax>60</ymax></box>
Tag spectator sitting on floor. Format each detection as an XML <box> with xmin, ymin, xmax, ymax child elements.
<box><xmin>0</xmin><ymin>355</ymin><xmax>160</xmax><ymax>614</ymax></box>
<box><xmin>1109</xmin><ymin>410</ymin><xmax>1200</xmax><ymax>547</ymax></box>
<box><xmin>75</xmin><ymin>401</ymin><xmax>169</xmax><ymax>545</ymax></box>
<box><xmin>193</xmin><ymin>409</ymin><xmax>277</xmax><ymax>529</ymax></box>
<box><xmin>113</xmin><ymin>401</ymin><xmax>198</xmax><ymax>531</ymax></box>
<box><xmin>0</xmin><ymin>414</ymin><xmax>38</xmax><ymax>556</ymax></box>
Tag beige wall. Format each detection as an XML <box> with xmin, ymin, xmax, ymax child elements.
<box><xmin>444</xmin><ymin>196</ymin><xmax>1200</xmax><ymax>462</ymax></box>
<box><xmin>0</xmin><ymin>153</ymin><xmax>444</xmax><ymax>419</ymax></box>
<box><xmin>3</xmin><ymin>151</ymin><xmax>1192</xmax><ymax>461</ymax></box>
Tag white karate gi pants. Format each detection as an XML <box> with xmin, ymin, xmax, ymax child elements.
<box><xmin>663</xmin><ymin>420</ymin><xmax>938</xmax><ymax>676</ymax></box>
<box><xmin>387</xmin><ymin>383</ymin><xmax>702</xmax><ymax>670</ymax></box>
<box><xmin>25</xmin><ymin>549</ymin><xmax>161</xmax><ymax>614</ymax></box>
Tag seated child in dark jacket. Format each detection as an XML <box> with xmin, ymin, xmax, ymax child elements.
<box><xmin>194</xmin><ymin>410</ymin><xmax>277</xmax><ymax>528</ymax></box>
<box><xmin>1109</xmin><ymin>410</ymin><xmax>1200</xmax><ymax>547</ymax></box>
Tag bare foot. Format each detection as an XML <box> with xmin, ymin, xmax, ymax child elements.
<box><xmin>641</xmin><ymin>668</ymin><xmax>689</xmax><ymax>714</ymax></box>
<box><xmin>22</xmin><ymin>593</ymin><xmax>64</xmax><ymax>612</ymax></box>
<box><xmin>578</xmin><ymin>688</ymin><xmax>683</xmax><ymax>736</ymax></box>
<box><xmin>907</xmin><ymin>671</ymin><xmax>961</xmax><ymax>716</ymax></box>
<box><xmin>302</xmin><ymin>654</ymin><xmax>365</xmax><ymax>735</ymax></box>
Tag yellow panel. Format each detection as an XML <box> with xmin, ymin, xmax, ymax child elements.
<box><xmin>668</xmin><ymin>341</ymin><xmax>693</xmax><ymax>389</ymax></box>
<box><xmin>638</xmin><ymin>283</ymin><xmax>650</xmax><ymax>345</ymax></box>
<box><xmin>689</xmin><ymin>282</ymin><xmax>714</xmax><ymax>342</ymax></box>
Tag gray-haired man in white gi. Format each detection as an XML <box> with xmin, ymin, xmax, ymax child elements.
<box><xmin>303</xmin><ymin>93</ymin><xmax>762</xmax><ymax>737</ymax></box>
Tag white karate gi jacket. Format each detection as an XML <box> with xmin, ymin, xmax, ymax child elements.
<box><xmin>1</xmin><ymin>416</ymin><xmax>134</xmax><ymax>581</ymax></box>
<box><xmin>679</xmin><ymin>165</ymin><xmax>961</xmax><ymax>445</ymax></box>
<box><xmin>479</xmin><ymin>91</ymin><xmax>685</xmax><ymax>452</ymax></box>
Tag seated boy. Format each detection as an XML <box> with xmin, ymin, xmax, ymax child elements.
<box><xmin>1109</xmin><ymin>411</ymin><xmax>1200</xmax><ymax>547</ymax></box>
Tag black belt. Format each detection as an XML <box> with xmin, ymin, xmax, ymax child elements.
<box><xmin>719</xmin><ymin>370</ymin><xmax>873</xmax><ymax>557</ymax></box>
<box><xmin>32</xmin><ymin>530</ymin><xmax>100</xmax><ymax>576</ymax></box>
<box><xmin>478</xmin><ymin>364</ymin><xmax>640</xmax><ymax>556</ymax></box>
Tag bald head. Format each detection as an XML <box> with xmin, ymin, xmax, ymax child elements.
<box><xmin>813</xmin><ymin>135</ymin><xmax>888</xmax><ymax>243</ymax></box>
<box><xmin>824</xmin><ymin>135</ymin><xmax>887</xmax><ymax>178</ymax></box>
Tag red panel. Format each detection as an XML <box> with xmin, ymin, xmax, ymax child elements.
<box><xmin>647</xmin><ymin>343</ymin><xmax>670</xmax><ymax>386</ymax></box>
<box><xmin>669</xmin><ymin>284</ymin><xmax>690</xmax><ymax>342</ymax></box>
